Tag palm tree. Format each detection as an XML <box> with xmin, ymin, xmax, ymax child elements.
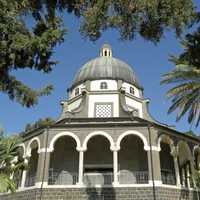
<box><xmin>0</xmin><ymin>134</ymin><xmax>25</xmax><ymax>192</ymax></box>
<box><xmin>161</xmin><ymin>63</ymin><xmax>200</xmax><ymax>127</ymax></box>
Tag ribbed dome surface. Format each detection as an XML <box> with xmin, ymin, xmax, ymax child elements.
<box><xmin>71</xmin><ymin>56</ymin><xmax>141</xmax><ymax>89</ymax></box>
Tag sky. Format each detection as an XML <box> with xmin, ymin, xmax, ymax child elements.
<box><xmin>0</xmin><ymin>12</ymin><xmax>200</xmax><ymax>135</ymax></box>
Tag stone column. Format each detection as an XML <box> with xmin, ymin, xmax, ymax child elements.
<box><xmin>171</xmin><ymin>147</ymin><xmax>181</xmax><ymax>187</ymax></box>
<box><xmin>35</xmin><ymin>151</ymin><xmax>51</xmax><ymax>187</ymax></box>
<box><xmin>182</xmin><ymin>168</ymin><xmax>186</xmax><ymax>187</ymax></box>
<box><xmin>78</xmin><ymin>150</ymin><xmax>84</xmax><ymax>185</ymax></box>
<box><xmin>186</xmin><ymin>164</ymin><xmax>191</xmax><ymax>188</ymax></box>
<box><xmin>146</xmin><ymin>148</ymin><xmax>162</xmax><ymax>185</ymax></box>
<box><xmin>174</xmin><ymin>156</ymin><xmax>181</xmax><ymax>186</ymax></box>
<box><xmin>20</xmin><ymin>158</ymin><xmax>29</xmax><ymax>188</ymax></box>
<box><xmin>113</xmin><ymin>149</ymin><xmax>119</xmax><ymax>185</ymax></box>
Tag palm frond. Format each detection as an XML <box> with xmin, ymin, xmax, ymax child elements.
<box><xmin>0</xmin><ymin>135</ymin><xmax>25</xmax><ymax>193</ymax></box>
<box><xmin>0</xmin><ymin>174</ymin><xmax>16</xmax><ymax>193</ymax></box>
<box><xmin>162</xmin><ymin>63</ymin><xmax>200</xmax><ymax>127</ymax></box>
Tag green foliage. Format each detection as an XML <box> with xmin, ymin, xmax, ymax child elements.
<box><xmin>161</xmin><ymin>64</ymin><xmax>200</xmax><ymax>127</ymax></box>
<box><xmin>175</xmin><ymin>27</ymin><xmax>200</xmax><ymax>70</ymax></box>
<box><xmin>184</xmin><ymin>130</ymin><xmax>195</xmax><ymax>136</ymax></box>
<box><xmin>79</xmin><ymin>0</ymin><xmax>195</xmax><ymax>42</ymax></box>
<box><xmin>31</xmin><ymin>0</ymin><xmax>196</xmax><ymax>42</ymax></box>
<box><xmin>162</xmin><ymin>13</ymin><xmax>200</xmax><ymax>127</ymax></box>
<box><xmin>0</xmin><ymin>0</ymin><xmax>65</xmax><ymax>107</ymax></box>
<box><xmin>0</xmin><ymin>134</ymin><xmax>25</xmax><ymax>193</ymax></box>
<box><xmin>0</xmin><ymin>174</ymin><xmax>16</xmax><ymax>193</ymax></box>
<box><xmin>24</xmin><ymin>117</ymin><xmax>55</xmax><ymax>132</ymax></box>
<box><xmin>0</xmin><ymin>0</ymin><xmax>197</xmax><ymax>107</ymax></box>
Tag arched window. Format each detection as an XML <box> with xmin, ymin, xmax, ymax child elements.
<box><xmin>130</xmin><ymin>87</ymin><xmax>135</xmax><ymax>95</ymax></box>
<box><xmin>100</xmin><ymin>82</ymin><xmax>108</xmax><ymax>89</ymax></box>
<box><xmin>75</xmin><ymin>88</ymin><xmax>79</xmax><ymax>96</ymax></box>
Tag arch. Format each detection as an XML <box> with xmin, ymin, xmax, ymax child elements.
<box><xmin>49</xmin><ymin>131</ymin><xmax>81</xmax><ymax>152</ymax></box>
<box><xmin>158</xmin><ymin>135</ymin><xmax>176</xmax><ymax>185</ymax></box>
<box><xmin>26</xmin><ymin>137</ymin><xmax>40</xmax><ymax>157</ymax></box>
<box><xmin>157</xmin><ymin>134</ymin><xmax>174</xmax><ymax>152</ymax></box>
<box><xmin>177</xmin><ymin>141</ymin><xmax>193</xmax><ymax>166</ymax></box>
<box><xmin>82</xmin><ymin>131</ymin><xmax>115</xmax><ymax>151</ymax></box>
<box><xmin>116</xmin><ymin>130</ymin><xmax>148</xmax><ymax>150</ymax></box>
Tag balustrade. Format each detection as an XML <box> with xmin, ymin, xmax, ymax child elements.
<box><xmin>118</xmin><ymin>171</ymin><xmax>149</xmax><ymax>184</ymax></box>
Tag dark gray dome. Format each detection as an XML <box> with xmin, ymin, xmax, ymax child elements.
<box><xmin>70</xmin><ymin>56</ymin><xmax>142</xmax><ymax>89</ymax></box>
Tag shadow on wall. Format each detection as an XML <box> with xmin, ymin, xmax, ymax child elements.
<box><xmin>85</xmin><ymin>187</ymin><xmax>116</xmax><ymax>200</ymax></box>
<box><xmin>180</xmin><ymin>189</ymin><xmax>189</xmax><ymax>200</ymax></box>
<box><xmin>85</xmin><ymin>178</ymin><xmax>116</xmax><ymax>200</ymax></box>
<box><xmin>179</xmin><ymin>189</ymin><xmax>200</xmax><ymax>200</ymax></box>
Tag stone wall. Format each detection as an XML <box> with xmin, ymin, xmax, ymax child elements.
<box><xmin>0</xmin><ymin>189</ymin><xmax>38</xmax><ymax>200</ymax></box>
<box><xmin>1</xmin><ymin>187</ymin><xmax>200</xmax><ymax>200</ymax></box>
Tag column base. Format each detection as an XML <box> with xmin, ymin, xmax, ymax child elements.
<box><xmin>76</xmin><ymin>182</ymin><xmax>85</xmax><ymax>187</ymax></box>
<box><xmin>112</xmin><ymin>181</ymin><xmax>119</xmax><ymax>187</ymax></box>
<box><xmin>35</xmin><ymin>181</ymin><xmax>48</xmax><ymax>188</ymax></box>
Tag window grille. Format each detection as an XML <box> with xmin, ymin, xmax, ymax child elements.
<box><xmin>95</xmin><ymin>103</ymin><xmax>112</xmax><ymax>118</ymax></box>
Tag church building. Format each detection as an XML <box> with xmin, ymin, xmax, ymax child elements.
<box><xmin>1</xmin><ymin>44</ymin><xmax>200</xmax><ymax>200</ymax></box>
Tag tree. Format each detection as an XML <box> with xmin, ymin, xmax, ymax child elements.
<box><xmin>0</xmin><ymin>0</ymin><xmax>65</xmax><ymax>107</ymax></box>
<box><xmin>0</xmin><ymin>134</ymin><xmax>25</xmax><ymax>192</ymax></box>
<box><xmin>0</xmin><ymin>0</ymin><xmax>196</xmax><ymax>107</ymax></box>
<box><xmin>23</xmin><ymin>117</ymin><xmax>55</xmax><ymax>133</ymax></box>
<box><xmin>161</xmin><ymin>23</ymin><xmax>200</xmax><ymax>127</ymax></box>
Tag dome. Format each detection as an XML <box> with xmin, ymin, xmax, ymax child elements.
<box><xmin>70</xmin><ymin>44</ymin><xmax>142</xmax><ymax>89</ymax></box>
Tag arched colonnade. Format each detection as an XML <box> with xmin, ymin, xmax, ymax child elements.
<box><xmin>16</xmin><ymin>131</ymin><xmax>199</xmax><ymax>188</ymax></box>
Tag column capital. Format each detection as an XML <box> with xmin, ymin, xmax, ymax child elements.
<box><xmin>38</xmin><ymin>148</ymin><xmax>53</xmax><ymax>153</ymax></box>
<box><xmin>110</xmin><ymin>146</ymin><xmax>120</xmax><ymax>152</ymax></box>
<box><xmin>144</xmin><ymin>145</ymin><xmax>161</xmax><ymax>151</ymax></box>
<box><xmin>76</xmin><ymin>147</ymin><xmax>86</xmax><ymax>152</ymax></box>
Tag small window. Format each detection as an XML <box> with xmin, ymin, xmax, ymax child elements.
<box><xmin>95</xmin><ymin>103</ymin><xmax>113</xmax><ymax>118</ymax></box>
<box><xmin>75</xmin><ymin>88</ymin><xmax>79</xmax><ymax>96</ymax></box>
<box><xmin>104</xmin><ymin>50</ymin><xmax>107</xmax><ymax>56</ymax></box>
<box><xmin>130</xmin><ymin>87</ymin><xmax>135</xmax><ymax>95</ymax></box>
<box><xmin>100</xmin><ymin>82</ymin><xmax>108</xmax><ymax>89</ymax></box>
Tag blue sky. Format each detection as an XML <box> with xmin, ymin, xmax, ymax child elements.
<box><xmin>0</xmin><ymin>12</ymin><xmax>199</xmax><ymax>135</ymax></box>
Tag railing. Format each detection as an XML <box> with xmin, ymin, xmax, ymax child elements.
<box><xmin>25</xmin><ymin>175</ymin><xmax>36</xmax><ymax>187</ymax></box>
<box><xmin>161</xmin><ymin>170</ymin><xmax>176</xmax><ymax>185</ymax></box>
<box><xmin>83</xmin><ymin>172</ymin><xmax>113</xmax><ymax>186</ymax></box>
<box><xmin>48</xmin><ymin>169</ymin><xmax>78</xmax><ymax>185</ymax></box>
<box><xmin>118</xmin><ymin>171</ymin><xmax>149</xmax><ymax>184</ymax></box>
<box><xmin>14</xmin><ymin>176</ymin><xmax>22</xmax><ymax>188</ymax></box>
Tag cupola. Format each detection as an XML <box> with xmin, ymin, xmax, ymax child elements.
<box><xmin>100</xmin><ymin>43</ymin><xmax>112</xmax><ymax>57</ymax></box>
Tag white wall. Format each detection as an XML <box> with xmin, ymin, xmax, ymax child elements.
<box><xmin>125</xmin><ymin>96</ymin><xmax>143</xmax><ymax>118</ymax></box>
<box><xmin>68</xmin><ymin>98</ymin><xmax>82</xmax><ymax>111</ymax></box>
<box><xmin>88</xmin><ymin>94</ymin><xmax>119</xmax><ymax>117</ymax></box>
<box><xmin>90</xmin><ymin>80</ymin><xmax>118</xmax><ymax>91</ymax></box>
<box><xmin>122</xmin><ymin>82</ymin><xmax>140</xmax><ymax>98</ymax></box>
